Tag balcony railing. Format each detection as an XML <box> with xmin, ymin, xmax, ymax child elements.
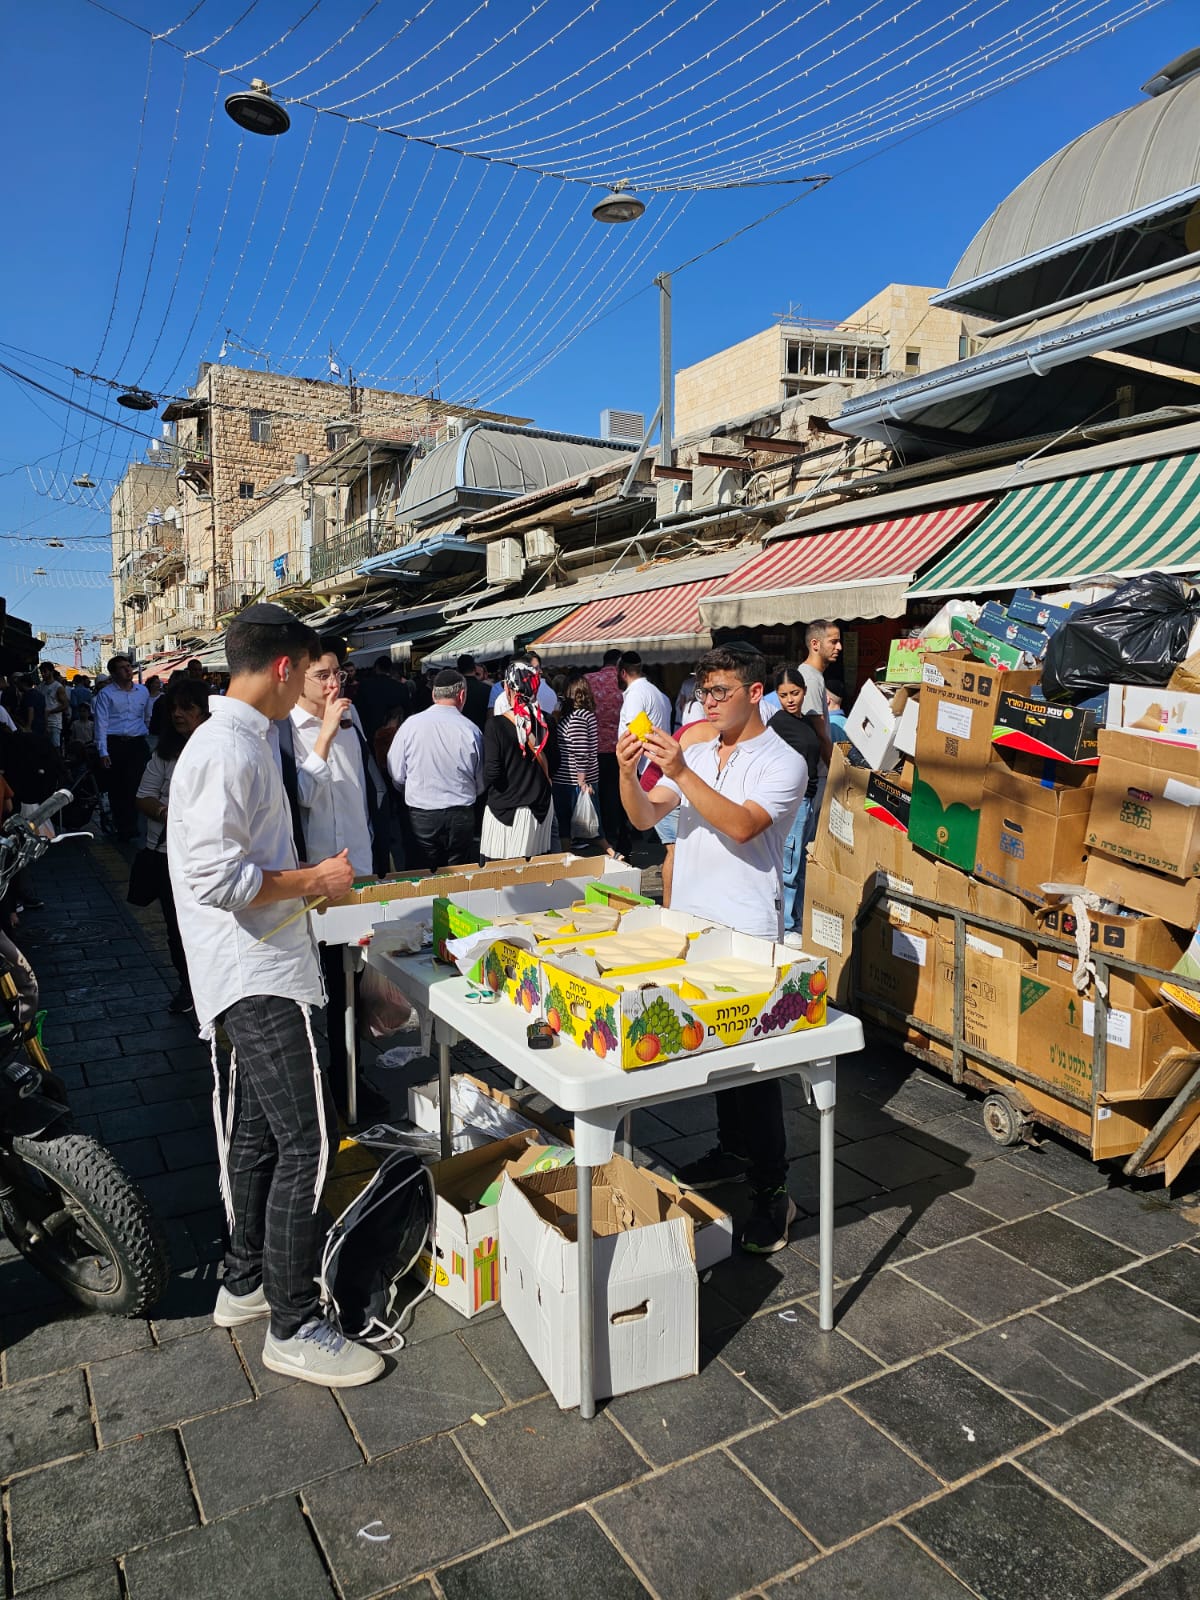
<box><xmin>215</xmin><ymin>579</ymin><xmax>257</xmax><ymax>616</ymax></box>
<box><xmin>265</xmin><ymin>548</ymin><xmax>311</xmax><ymax>593</ymax></box>
<box><xmin>120</xmin><ymin>573</ymin><xmax>157</xmax><ymax>605</ymax></box>
<box><xmin>310</xmin><ymin>515</ymin><xmax>400</xmax><ymax>582</ymax></box>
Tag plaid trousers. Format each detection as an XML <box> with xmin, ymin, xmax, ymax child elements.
<box><xmin>217</xmin><ymin>994</ymin><xmax>337</xmax><ymax>1339</ymax></box>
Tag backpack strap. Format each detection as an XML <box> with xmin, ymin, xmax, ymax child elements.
<box><xmin>275</xmin><ymin>716</ymin><xmax>308</xmax><ymax>863</ymax></box>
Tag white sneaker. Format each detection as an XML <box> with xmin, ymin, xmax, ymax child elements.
<box><xmin>261</xmin><ymin>1318</ymin><xmax>385</xmax><ymax>1388</ymax></box>
<box><xmin>783</xmin><ymin>932</ymin><xmax>806</xmax><ymax>950</ymax></box>
<box><xmin>213</xmin><ymin>1281</ymin><xmax>270</xmax><ymax>1328</ymax></box>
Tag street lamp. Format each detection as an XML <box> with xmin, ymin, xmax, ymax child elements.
<box><xmin>592</xmin><ymin>184</ymin><xmax>646</xmax><ymax>224</ymax></box>
<box><xmin>225</xmin><ymin>79</ymin><xmax>291</xmax><ymax>136</ymax></box>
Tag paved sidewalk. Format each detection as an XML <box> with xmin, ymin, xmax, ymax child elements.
<box><xmin>1</xmin><ymin>838</ymin><xmax>1198</xmax><ymax>1600</ymax></box>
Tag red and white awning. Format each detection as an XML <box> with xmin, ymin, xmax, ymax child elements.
<box><xmin>532</xmin><ymin>577</ymin><xmax>724</xmax><ymax>665</ymax></box>
<box><xmin>699</xmin><ymin>502</ymin><xmax>992</xmax><ymax>630</ymax></box>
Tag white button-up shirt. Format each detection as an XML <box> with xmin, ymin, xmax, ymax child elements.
<box><xmin>288</xmin><ymin>704</ymin><xmax>381</xmax><ymax>878</ymax></box>
<box><xmin>388</xmin><ymin>702</ymin><xmax>483</xmax><ymax>810</ymax></box>
<box><xmin>94</xmin><ymin>682</ymin><xmax>151</xmax><ymax>757</ymax></box>
<box><xmin>167</xmin><ymin>696</ymin><xmax>323</xmax><ymax>1038</ymax></box>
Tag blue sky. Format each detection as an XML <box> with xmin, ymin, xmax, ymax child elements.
<box><xmin>0</xmin><ymin>0</ymin><xmax>1188</xmax><ymax>644</ymax></box>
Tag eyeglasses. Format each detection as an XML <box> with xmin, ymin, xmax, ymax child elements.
<box><xmin>696</xmin><ymin>682</ymin><xmax>746</xmax><ymax>705</ymax></box>
<box><xmin>307</xmin><ymin>668</ymin><xmax>347</xmax><ymax>684</ymax></box>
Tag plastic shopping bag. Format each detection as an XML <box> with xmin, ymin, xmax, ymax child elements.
<box><xmin>359</xmin><ymin>965</ymin><xmax>416</xmax><ymax>1041</ymax></box>
<box><xmin>571</xmin><ymin>787</ymin><xmax>600</xmax><ymax>840</ymax></box>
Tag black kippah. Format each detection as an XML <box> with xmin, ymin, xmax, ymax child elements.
<box><xmin>235</xmin><ymin>602</ymin><xmax>299</xmax><ymax>628</ymax></box>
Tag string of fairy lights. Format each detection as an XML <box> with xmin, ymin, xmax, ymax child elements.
<box><xmin>3</xmin><ymin>0</ymin><xmax>1171</xmax><ymax>576</ymax></box>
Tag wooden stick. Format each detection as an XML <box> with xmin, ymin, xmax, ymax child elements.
<box><xmin>256</xmin><ymin>897</ymin><xmax>327</xmax><ymax>943</ymax></box>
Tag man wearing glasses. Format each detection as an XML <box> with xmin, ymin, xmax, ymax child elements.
<box><xmin>616</xmin><ymin>642</ymin><xmax>808</xmax><ymax>1254</ymax></box>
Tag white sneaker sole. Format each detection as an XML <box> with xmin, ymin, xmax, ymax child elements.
<box><xmin>261</xmin><ymin>1345</ymin><xmax>385</xmax><ymax>1389</ymax></box>
<box><xmin>740</xmin><ymin>1197</ymin><xmax>799</xmax><ymax>1255</ymax></box>
<box><xmin>212</xmin><ymin>1291</ymin><xmax>270</xmax><ymax>1329</ymax></box>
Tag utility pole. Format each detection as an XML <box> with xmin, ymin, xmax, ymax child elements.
<box><xmin>655</xmin><ymin>272</ymin><xmax>673</xmax><ymax>470</ymax></box>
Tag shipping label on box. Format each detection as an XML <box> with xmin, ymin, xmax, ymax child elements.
<box><xmin>911</xmin><ymin>657</ymin><xmax>1040</xmax><ymax>871</ymax></box>
<box><xmin>1106</xmin><ymin>684</ymin><xmax>1200</xmax><ymax>744</ymax></box>
<box><xmin>865</xmin><ymin>769</ymin><xmax>911</xmax><ymax>833</ymax></box>
<box><xmin>992</xmin><ymin>692</ymin><xmax>1099</xmax><ymax>765</ymax></box>
<box><xmin>974</xmin><ymin>762</ymin><xmax>1094</xmax><ymax>904</ymax></box>
<box><xmin>930</xmin><ymin>937</ymin><xmax>1028</xmax><ymax>1063</ymax></box>
<box><xmin>1087</xmin><ymin>729</ymin><xmax>1200</xmax><ymax>880</ymax></box>
<box><xmin>857</xmin><ymin>906</ymin><xmax>939</xmax><ymax>1027</ymax></box>
<box><xmin>498</xmin><ymin>1158</ymin><xmax>699</xmax><ymax>1409</ymax></box>
<box><xmin>886</xmin><ymin>636</ymin><xmax>954</xmax><ymax>682</ymax></box>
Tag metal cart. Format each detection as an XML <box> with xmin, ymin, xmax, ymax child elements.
<box><xmin>852</xmin><ymin>883</ymin><xmax>1200</xmax><ymax>1183</ymax></box>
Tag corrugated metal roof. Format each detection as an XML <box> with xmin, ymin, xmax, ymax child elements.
<box><xmin>423</xmin><ymin>601</ymin><xmax>582</xmax><ymax>669</ymax></box>
<box><xmin>395</xmin><ymin>424</ymin><xmax>636</xmax><ymax>525</ymax></box>
<box><xmin>945</xmin><ymin>72</ymin><xmax>1200</xmax><ymax>307</ymax></box>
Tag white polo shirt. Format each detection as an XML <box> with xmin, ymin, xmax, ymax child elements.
<box><xmin>654</xmin><ymin>729</ymin><xmax>807</xmax><ymax>939</ymax></box>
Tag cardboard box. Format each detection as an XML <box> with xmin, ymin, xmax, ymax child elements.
<box><xmin>895</xmin><ymin>695</ymin><xmax>920</xmax><ymax>759</ymax></box>
<box><xmin>977</xmin><ymin>601</ymin><xmax>1052</xmax><ymax>661</ymax></box>
<box><xmin>418</xmin><ymin>1133</ymin><xmax>574</xmax><ymax>1317</ymax></box>
<box><xmin>639</xmin><ymin>1167</ymin><xmax>733</xmax><ymax>1270</ymax></box>
<box><xmin>857</xmin><ymin>902</ymin><xmax>940</xmax><ymax>1029</ymax></box>
<box><xmin>992</xmin><ymin>691</ymin><xmax>1099</xmax><ymax>766</ymax></box>
<box><xmin>801</xmin><ymin>860</ymin><xmax>860</xmax><ymax>1008</ymax></box>
<box><xmin>1087</xmin><ymin>729</ymin><xmax>1200</xmax><ymax>880</ymax></box>
<box><xmin>934</xmin><ymin>861</ymin><xmax>1042</xmax><ymax>962</ymax></box>
<box><xmin>974</xmin><ymin>761</ymin><xmax>1094</xmax><ymax>904</ymax></box>
<box><xmin>1006</xmin><ymin>590</ymin><xmax>1078</xmax><ymax>632</ymax></box>
<box><xmin>499</xmin><ymin>1157</ymin><xmax>700</xmax><ymax>1409</ymax></box>
<box><xmin>408</xmin><ymin>1072</ymin><xmax>569</xmax><ymax>1152</ymax></box>
<box><xmin>967</xmin><ymin>1058</ymin><xmax>1161</xmax><ymax>1160</ymax></box>
<box><xmin>484</xmin><ymin>908</ymin><xmax>829</xmax><ymax>1071</ymax></box>
<box><xmin>886</xmin><ymin>636</ymin><xmax>955</xmax><ymax>682</ymax></box>
<box><xmin>865</xmin><ymin>768</ymin><xmax>911</xmax><ymax>833</ymax></box>
<box><xmin>1036</xmin><ymin>907</ymin><xmax>1190</xmax><ymax>1011</ymax></box>
<box><xmin>844</xmin><ymin>682</ymin><xmax>912</xmax><ymax>771</ymax></box>
<box><xmin>911</xmin><ymin>657</ymin><xmax>1040</xmax><ymax>871</ymax></box>
<box><xmin>812</xmin><ymin>745</ymin><xmax>905</xmax><ymax>884</ymax></box>
<box><xmin>433</xmin><ymin>862</ymin><xmax>644</xmax><ymax>964</ymax></box>
<box><xmin>949</xmin><ymin>613</ymin><xmax>1026</xmax><ymax>671</ymax></box>
<box><xmin>1084</xmin><ymin>852</ymin><xmax>1200</xmax><ymax>926</ymax></box>
<box><xmin>1106</xmin><ymin>684</ymin><xmax>1200</xmax><ymax>744</ymax></box>
<box><xmin>929</xmin><ymin>935</ymin><xmax>1030</xmax><ymax>1064</ymax></box>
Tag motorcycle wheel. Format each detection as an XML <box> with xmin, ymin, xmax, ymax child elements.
<box><xmin>2</xmin><ymin>1132</ymin><xmax>169</xmax><ymax>1317</ymax></box>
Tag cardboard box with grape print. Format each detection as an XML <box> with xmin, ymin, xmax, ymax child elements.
<box><xmin>480</xmin><ymin>908</ymin><xmax>829</xmax><ymax>1071</ymax></box>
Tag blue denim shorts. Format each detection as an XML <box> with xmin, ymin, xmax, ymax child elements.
<box><xmin>654</xmin><ymin>806</ymin><xmax>679</xmax><ymax>846</ymax></box>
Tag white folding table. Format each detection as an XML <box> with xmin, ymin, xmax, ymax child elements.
<box><xmin>367</xmin><ymin>945</ymin><xmax>865</xmax><ymax>1420</ymax></box>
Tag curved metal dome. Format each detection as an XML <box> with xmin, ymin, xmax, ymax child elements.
<box><xmin>941</xmin><ymin>66</ymin><xmax>1200</xmax><ymax>316</ymax></box>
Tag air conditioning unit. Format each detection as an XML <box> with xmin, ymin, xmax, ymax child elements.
<box><xmin>161</xmin><ymin>635</ymin><xmax>179</xmax><ymax>653</ymax></box>
<box><xmin>601</xmin><ymin>408</ymin><xmax>645</xmax><ymax>443</ymax></box>
<box><xmin>187</xmin><ymin>568</ymin><xmax>208</xmax><ymax>587</ymax></box>
<box><xmin>524</xmin><ymin>527</ymin><xmax>556</xmax><ymax>567</ymax></box>
<box><xmin>656</xmin><ymin>481</ymin><xmax>690</xmax><ymax>519</ymax></box>
<box><xmin>442</xmin><ymin>415</ymin><xmax>465</xmax><ymax>441</ymax></box>
<box><xmin>487</xmin><ymin>538</ymin><xmax>525</xmax><ymax>585</ymax></box>
<box><xmin>691</xmin><ymin>466</ymin><xmax>744</xmax><ymax>511</ymax></box>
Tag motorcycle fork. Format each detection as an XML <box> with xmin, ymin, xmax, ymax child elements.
<box><xmin>0</xmin><ymin>970</ymin><xmax>49</xmax><ymax>1071</ymax></box>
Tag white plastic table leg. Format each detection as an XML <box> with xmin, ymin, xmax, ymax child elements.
<box><xmin>576</xmin><ymin>1160</ymin><xmax>595</xmax><ymax>1420</ymax></box>
<box><xmin>818</xmin><ymin>1102</ymin><xmax>835</xmax><ymax>1331</ymax></box>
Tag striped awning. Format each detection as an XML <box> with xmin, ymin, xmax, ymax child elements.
<box><xmin>700</xmin><ymin>502</ymin><xmax>991</xmax><ymax>630</ymax></box>
<box><xmin>422</xmin><ymin>600</ymin><xmax>581</xmax><ymax>669</ymax></box>
<box><xmin>532</xmin><ymin>578</ymin><xmax>723</xmax><ymax>665</ymax></box>
<box><xmin>910</xmin><ymin>452</ymin><xmax>1200</xmax><ymax>597</ymax></box>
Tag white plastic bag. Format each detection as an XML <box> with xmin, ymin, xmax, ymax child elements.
<box><xmin>571</xmin><ymin>787</ymin><xmax>600</xmax><ymax>840</ymax></box>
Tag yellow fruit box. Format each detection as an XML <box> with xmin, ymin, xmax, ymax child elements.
<box><xmin>478</xmin><ymin>908</ymin><xmax>829</xmax><ymax>1071</ymax></box>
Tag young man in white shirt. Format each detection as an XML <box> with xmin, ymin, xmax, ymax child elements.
<box><xmin>617</xmin><ymin>641</ymin><xmax>808</xmax><ymax>1254</ymax></box>
<box><xmin>388</xmin><ymin>670</ymin><xmax>484</xmax><ymax>869</ymax></box>
<box><xmin>168</xmin><ymin>602</ymin><xmax>383</xmax><ymax>1389</ymax></box>
<box><xmin>616</xmin><ymin>651</ymin><xmax>671</xmax><ymax>741</ymax></box>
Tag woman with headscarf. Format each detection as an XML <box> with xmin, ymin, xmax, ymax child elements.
<box><xmin>480</xmin><ymin>660</ymin><xmax>560</xmax><ymax>861</ymax></box>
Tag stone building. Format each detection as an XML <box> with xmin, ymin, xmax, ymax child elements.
<box><xmin>673</xmin><ymin>283</ymin><xmax>982</xmax><ymax>437</ymax></box>
<box><xmin>109</xmin><ymin>462</ymin><xmax>181</xmax><ymax>658</ymax></box>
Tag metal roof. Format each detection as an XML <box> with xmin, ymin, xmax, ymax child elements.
<box><xmin>941</xmin><ymin>69</ymin><xmax>1200</xmax><ymax>316</ymax></box>
<box><xmin>394</xmin><ymin>424</ymin><xmax>637</xmax><ymax>526</ymax></box>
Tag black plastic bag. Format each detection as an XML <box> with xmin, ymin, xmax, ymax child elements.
<box><xmin>1042</xmin><ymin>573</ymin><xmax>1200</xmax><ymax>700</ymax></box>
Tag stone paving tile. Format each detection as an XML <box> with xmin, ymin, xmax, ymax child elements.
<box><xmin>851</xmin><ymin>1353</ymin><xmax>1047</xmax><ymax>1481</ymax></box>
<box><xmin>813</xmin><ymin>1267</ymin><xmax>978</xmax><ymax>1365</ymax></box>
<box><xmin>0</xmin><ymin>1368</ymin><xmax>93</xmax><ymax>1478</ymax></box>
<box><xmin>436</xmin><ymin>1509</ymin><xmax>650</xmax><ymax>1600</ymax></box>
<box><xmin>904</xmin><ymin>1109</ymin><xmax>1015</xmax><ymax>1165</ymax></box>
<box><xmin>122</xmin><ymin>1494</ymin><xmax>335</xmax><ymax>1600</ymax></box>
<box><xmin>454</xmin><ymin>1394</ymin><xmax>646</xmax><ymax>1528</ymax></box>
<box><xmin>733</xmin><ymin>1396</ymin><xmax>938</xmax><ymax>1547</ymax></box>
<box><xmin>155</xmin><ymin>1127</ymin><xmax>216</xmax><ymax>1170</ymax></box>
<box><xmin>608</xmin><ymin>1352</ymin><xmax>773</xmax><ymax>1465</ymax></box>
<box><xmin>89</xmin><ymin>1328</ymin><xmax>252</xmax><ymax>1444</ymax></box>
<box><xmin>904</xmin><ymin>1462</ymin><xmax>1145</xmax><ymax>1600</ymax></box>
<box><xmin>1038</xmin><ymin>1277</ymin><xmax>1200</xmax><ymax>1377</ymax></box>
<box><xmin>895</xmin><ymin>1236</ymin><xmax>1062</xmax><ymax>1323</ymax></box>
<box><xmin>784</xmin><ymin>1154</ymin><xmax>883</xmax><ymax>1210</ymax></box>
<box><xmin>765</xmin><ymin>1524</ymin><xmax>976</xmax><ymax>1599</ymax></box>
<box><xmin>951</xmin><ymin>1155</ymin><xmax>1076</xmax><ymax>1220</ymax></box>
<box><xmin>1118</xmin><ymin>1247</ymin><xmax>1200</xmax><ymax>1320</ymax></box>
<box><xmin>835</xmin><ymin>1131</ymin><xmax>963</xmax><ymax>1190</ymax></box>
<box><xmin>182</xmin><ymin>1382</ymin><xmax>363</xmax><ymax>1519</ymax></box>
<box><xmin>953</xmin><ymin>1314</ymin><xmax>1139</xmax><ymax>1425</ymax></box>
<box><xmin>996</xmin><ymin>1140</ymin><xmax>1107</xmax><ymax>1194</ymax></box>
<box><xmin>7</xmin><ymin>1431</ymin><xmax>198</xmax><ymax>1593</ymax></box>
<box><xmin>596</xmin><ymin>1450</ymin><xmax>814</xmax><ymax>1600</ymax></box>
<box><xmin>105</xmin><ymin>1137</ymin><xmax>165</xmax><ymax>1179</ymax></box>
<box><xmin>457</xmin><ymin>1315</ymin><xmax>547</xmax><ymax>1406</ymax></box>
<box><xmin>715</xmin><ymin>1306</ymin><xmax>882</xmax><ymax>1414</ymax></box>
<box><xmin>703</xmin><ymin>1238</ymin><xmax>818</xmax><ymax>1317</ymax></box>
<box><xmin>338</xmin><ymin>1333</ymin><xmax>503</xmax><ymax>1456</ymax></box>
<box><xmin>651</xmin><ymin>1094</ymin><xmax>719</xmax><ymax>1137</ymax></box>
<box><xmin>1118</xmin><ymin>1361</ymin><xmax>1200</xmax><ymax>1457</ymax></box>
<box><xmin>1022</xmin><ymin>1409</ymin><xmax>1200</xmax><ymax>1560</ymax></box>
<box><xmin>985</xmin><ymin>1210</ymin><xmax>1139</xmax><ymax>1285</ymax></box>
<box><xmin>2</xmin><ymin>1308</ymin><xmax>153</xmax><ymax>1384</ymax></box>
<box><xmin>789</xmin><ymin>1204</ymin><xmax>920</xmax><ymax>1281</ymax></box>
<box><xmin>133</xmin><ymin>1167</ymin><xmax>220</xmax><ymax>1219</ymax></box>
<box><xmin>1117</xmin><ymin>1546</ymin><xmax>1200</xmax><ymax>1598</ymax></box>
<box><xmin>148</xmin><ymin>1272</ymin><xmax>224</xmax><ymax>1342</ymax></box>
<box><xmin>818</xmin><ymin>1091</ymin><xmax>901</xmax><ymax>1142</ymax></box>
<box><xmin>858</xmin><ymin>1179</ymin><xmax>998</xmax><ymax>1251</ymax></box>
<box><xmin>1055</xmin><ymin>1187</ymin><xmax>1200</xmax><ymax>1255</ymax></box>
<box><xmin>302</xmin><ymin>1434</ymin><xmax>506</xmax><ymax>1600</ymax></box>
<box><xmin>230</xmin><ymin>1318</ymin><xmax>294</xmax><ymax>1396</ymax></box>
<box><xmin>13</xmin><ymin>1564</ymin><xmax>123</xmax><ymax>1600</ymax></box>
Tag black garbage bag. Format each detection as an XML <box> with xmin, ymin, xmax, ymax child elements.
<box><xmin>1042</xmin><ymin>572</ymin><xmax>1200</xmax><ymax>700</ymax></box>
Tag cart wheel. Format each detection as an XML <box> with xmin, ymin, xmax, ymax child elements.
<box><xmin>981</xmin><ymin>1093</ymin><xmax>1025</xmax><ymax>1146</ymax></box>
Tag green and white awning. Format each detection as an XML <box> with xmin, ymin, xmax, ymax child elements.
<box><xmin>422</xmin><ymin>600</ymin><xmax>581</xmax><ymax>669</ymax></box>
<box><xmin>910</xmin><ymin>451</ymin><xmax>1200</xmax><ymax>597</ymax></box>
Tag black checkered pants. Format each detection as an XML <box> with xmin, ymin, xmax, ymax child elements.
<box><xmin>217</xmin><ymin>994</ymin><xmax>338</xmax><ymax>1339</ymax></box>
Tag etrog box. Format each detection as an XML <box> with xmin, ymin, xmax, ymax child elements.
<box><xmin>1087</xmin><ymin>729</ymin><xmax>1200</xmax><ymax>880</ymax></box>
<box><xmin>911</xmin><ymin>654</ymin><xmax>1039</xmax><ymax>871</ymax></box>
<box><xmin>432</xmin><ymin>860</ymin><xmax>644</xmax><ymax>965</ymax></box>
<box><xmin>482</xmin><ymin>907</ymin><xmax>829</xmax><ymax>1071</ymax></box>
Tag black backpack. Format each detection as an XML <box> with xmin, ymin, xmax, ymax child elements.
<box><xmin>318</xmin><ymin>1149</ymin><xmax>435</xmax><ymax>1351</ymax></box>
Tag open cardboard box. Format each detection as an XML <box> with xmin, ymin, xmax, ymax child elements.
<box><xmin>432</xmin><ymin>863</ymin><xmax>646</xmax><ymax>965</ymax></box>
<box><xmin>408</xmin><ymin>1071</ymin><xmax>570</xmax><ymax>1152</ymax></box>
<box><xmin>482</xmin><ymin>906</ymin><xmax>829</xmax><ymax>1070</ymax></box>
<box><xmin>499</xmin><ymin>1156</ymin><xmax>702</xmax><ymax>1409</ymax></box>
